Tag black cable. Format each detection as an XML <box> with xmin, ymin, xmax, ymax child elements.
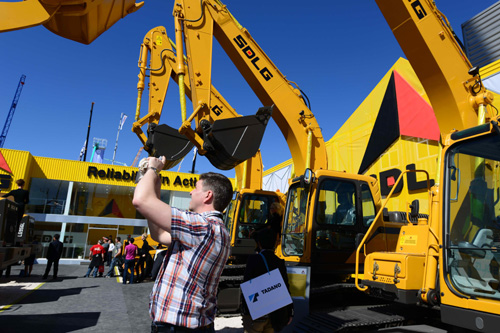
<box><xmin>148</xmin><ymin>48</ymin><xmax>176</xmax><ymax>72</ymax></box>
<box><xmin>300</xmin><ymin>89</ymin><xmax>311</xmax><ymax>110</ymax></box>
<box><xmin>491</xmin><ymin>104</ymin><xmax>499</xmax><ymax>116</ymax></box>
<box><xmin>183</xmin><ymin>0</ymin><xmax>205</xmax><ymax>22</ymax></box>
<box><xmin>472</xmin><ymin>80</ymin><xmax>483</xmax><ymax>95</ymax></box>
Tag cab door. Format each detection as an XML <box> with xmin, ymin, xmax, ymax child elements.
<box><xmin>311</xmin><ymin>177</ymin><xmax>376</xmax><ymax>278</ymax></box>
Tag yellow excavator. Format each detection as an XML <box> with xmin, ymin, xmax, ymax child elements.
<box><xmin>0</xmin><ymin>0</ymin><xmax>144</xmax><ymax>44</ymax></box>
<box><xmin>169</xmin><ymin>0</ymin><xmax>500</xmax><ymax>330</ymax></box>
<box><xmin>133</xmin><ymin>25</ymin><xmax>285</xmax><ymax>262</ymax></box>
<box><xmin>354</xmin><ymin>0</ymin><xmax>500</xmax><ymax>331</ymax></box>
<box><xmin>165</xmin><ymin>0</ymin><xmax>406</xmax><ymax>297</ymax></box>
<box><xmin>132</xmin><ymin>26</ymin><xmax>285</xmax><ymax>312</ymax></box>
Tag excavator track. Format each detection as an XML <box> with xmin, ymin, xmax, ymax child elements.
<box><xmin>295</xmin><ymin>303</ymin><xmax>446</xmax><ymax>332</ymax></box>
<box><xmin>295</xmin><ymin>304</ymin><xmax>405</xmax><ymax>332</ymax></box>
<box><xmin>310</xmin><ymin>283</ymin><xmax>358</xmax><ymax>295</ymax></box>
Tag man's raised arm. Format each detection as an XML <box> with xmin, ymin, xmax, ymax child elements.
<box><xmin>133</xmin><ymin>156</ymin><xmax>173</xmax><ymax>245</ymax></box>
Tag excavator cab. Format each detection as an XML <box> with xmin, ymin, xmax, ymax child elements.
<box><xmin>445</xmin><ymin>126</ymin><xmax>500</xmax><ymax>303</ymax></box>
<box><xmin>224</xmin><ymin>189</ymin><xmax>283</xmax><ymax>264</ymax></box>
<box><xmin>280</xmin><ymin>169</ymin><xmax>383</xmax><ymax>284</ymax></box>
<box><xmin>0</xmin><ymin>0</ymin><xmax>144</xmax><ymax>44</ymax></box>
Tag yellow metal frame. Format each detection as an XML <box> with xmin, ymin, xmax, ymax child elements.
<box><xmin>132</xmin><ymin>26</ymin><xmax>265</xmax><ymax>191</ymax></box>
<box><xmin>174</xmin><ymin>0</ymin><xmax>328</xmax><ymax>176</ymax></box>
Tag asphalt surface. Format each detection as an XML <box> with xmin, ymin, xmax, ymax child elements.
<box><xmin>0</xmin><ymin>263</ymin><xmax>243</xmax><ymax>333</ymax></box>
<box><xmin>0</xmin><ymin>264</ymin><xmax>457</xmax><ymax>333</ymax></box>
<box><xmin>0</xmin><ymin>263</ymin><xmax>152</xmax><ymax>332</ymax></box>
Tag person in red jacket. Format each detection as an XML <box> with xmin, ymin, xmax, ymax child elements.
<box><xmin>83</xmin><ymin>240</ymin><xmax>104</xmax><ymax>277</ymax></box>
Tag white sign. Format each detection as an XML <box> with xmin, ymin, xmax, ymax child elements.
<box><xmin>240</xmin><ymin>268</ymin><xmax>293</xmax><ymax>320</ymax></box>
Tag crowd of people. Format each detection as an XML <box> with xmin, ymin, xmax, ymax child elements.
<box><xmin>19</xmin><ymin>231</ymin><xmax>163</xmax><ymax>284</ymax></box>
<box><xmin>82</xmin><ymin>234</ymin><xmax>160</xmax><ymax>284</ymax></box>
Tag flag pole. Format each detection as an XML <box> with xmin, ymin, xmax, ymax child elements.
<box><xmin>112</xmin><ymin>113</ymin><xmax>127</xmax><ymax>165</ymax></box>
<box><xmin>83</xmin><ymin>102</ymin><xmax>94</xmax><ymax>162</ymax></box>
<box><xmin>191</xmin><ymin>147</ymin><xmax>198</xmax><ymax>174</ymax></box>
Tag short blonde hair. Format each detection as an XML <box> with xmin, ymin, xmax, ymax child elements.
<box><xmin>142</xmin><ymin>233</ymin><xmax>148</xmax><ymax>238</ymax></box>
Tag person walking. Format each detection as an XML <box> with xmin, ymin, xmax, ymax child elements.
<box><xmin>101</xmin><ymin>236</ymin><xmax>109</xmax><ymax>272</ymax></box>
<box><xmin>83</xmin><ymin>240</ymin><xmax>105</xmax><ymax>278</ymax></box>
<box><xmin>105</xmin><ymin>236</ymin><xmax>122</xmax><ymax>278</ymax></box>
<box><xmin>135</xmin><ymin>233</ymin><xmax>153</xmax><ymax>282</ymax></box>
<box><xmin>123</xmin><ymin>237</ymin><xmax>138</xmax><ymax>284</ymax></box>
<box><xmin>24</xmin><ymin>240</ymin><xmax>42</xmax><ymax>277</ymax></box>
<box><xmin>42</xmin><ymin>234</ymin><xmax>64</xmax><ymax>280</ymax></box>
<box><xmin>133</xmin><ymin>157</ymin><xmax>233</xmax><ymax>332</ymax></box>
<box><xmin>106</xmin><ymin>238</ymin><xmax>115</xmax><ymax>266</ymax></box>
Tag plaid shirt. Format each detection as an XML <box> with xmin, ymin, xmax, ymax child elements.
<box><xmin>149</xmin><ymin>208</ymin><xmax>230</xmax><ymax>328</ymax></box>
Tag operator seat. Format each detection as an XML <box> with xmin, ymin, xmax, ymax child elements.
<box><xmin>335</xmin><ymin>192</ymin><xmax>354</xmax><ymax>225</ymax></box>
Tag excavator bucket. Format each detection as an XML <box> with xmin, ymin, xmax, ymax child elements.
<box><xmin>201</xmin><ymin>106</ymin><xmax>273</xmax><ymax>170</ymax></box>
<box><xmin>146</xmin><ymin>123</ymin><xmax>194</xmax><ymax>170</ymax></box>
<box><xmin>42</xmin><ymin>0</ymin><xmax>144</xmax><ymax>45</ymax></box>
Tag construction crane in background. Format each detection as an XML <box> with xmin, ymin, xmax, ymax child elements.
<box><xmin>0</xmin><ymin>75</ymin><xmax>26</xmax><ymax>148</ymax></box>
<box><xmin>131</xmin><ymin>147</ymin><xmax>144</xmax><ymax>167</ymax></box>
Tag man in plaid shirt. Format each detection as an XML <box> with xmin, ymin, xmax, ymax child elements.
<box><xmin>133</xmin><ymin>156</ymin><xmax>233</xmax><ymax>332</ymax></box>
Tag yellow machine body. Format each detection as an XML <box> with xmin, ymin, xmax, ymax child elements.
<box><xmin>355</xmin><ymin>0</ymin><xmax>500</xmax><ymax>331</ymax></box>
<box><xmin>170</xmin><ymin>0</ymin><xmax>397</xmax><ymax>287</ymax></box>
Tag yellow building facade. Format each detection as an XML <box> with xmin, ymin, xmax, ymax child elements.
<box><xmin>0</xmin><ymin>148</ymin><xmax>203</xmax><ymax>259</ymax></box>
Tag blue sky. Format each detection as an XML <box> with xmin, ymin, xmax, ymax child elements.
<box><xmin>0</xmin><ymin>0</ymin><xmax>497</xmax><ymax>178</ymax></box>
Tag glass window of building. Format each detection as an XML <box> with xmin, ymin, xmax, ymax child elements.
<box><xmin>27</xmin><ymin>178</ymin><xmax>69</xmax><ymax>214</ymax></box>
<box><xmin>70</xmin><ymin>182</ymin><xmax>139</xmax><ymax>218</ymax></box>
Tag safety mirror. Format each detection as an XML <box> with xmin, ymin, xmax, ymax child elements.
<box><xmin>303</xmin><ymin>168</ymin><xmax>314</xmax><ymax>185</ymax></box>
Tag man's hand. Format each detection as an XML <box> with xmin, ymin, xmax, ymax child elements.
<box><xmin>147</xmin><ymin>156</ymin><xmax>166</xmax><ymax>170</ymax></box>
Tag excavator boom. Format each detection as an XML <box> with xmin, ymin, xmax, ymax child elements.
<box><xmin>375</xmin><ymin>0</ymin><xmax>494</xmax><ymax>135</ymax></box>
<box><xmin>174</xmin><ymin>0</ymin><xmax>327</xmax><ymax>175</ymax></box>
<box><xmin>132</xmin><ymin>26</ymin><xmax>270</xmax><ymax>189</ymax></box>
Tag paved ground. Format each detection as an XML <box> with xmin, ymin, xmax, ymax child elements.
<box><xmin>0</xmin><ymin>263</ymin><xmax>244</xmax><ymax>333</ymax></box>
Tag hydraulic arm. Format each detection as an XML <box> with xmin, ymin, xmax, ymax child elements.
<box><xmin>375</xmin><ymin>0</ymin><xmax>494</xmax><ymax>135</ymax></box>
<box><xmin>172</xmin><ymin>0</ymin><xmax>327</xmax><ymax>175</ymax></box>
<box><xmin>132</xmin><ymin>26</ymin><xmax>272</xmax><ymax>190</ymax></box>
<box><xmin>133</xmin><ymin>28</ymin><xmax>285</xmax><ymax>299</ymax></box>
